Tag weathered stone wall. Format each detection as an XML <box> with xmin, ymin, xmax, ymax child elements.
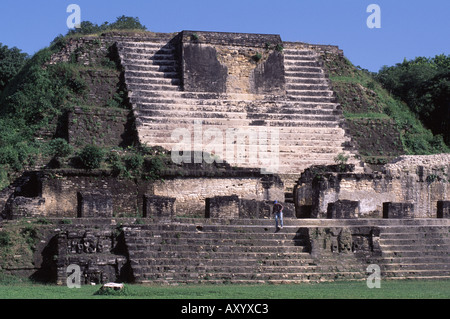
<box><xmin>307</xmin><ymin>226</ymin><xmax>381</xmax><ymax>259</ymax></box>
<box><xmin>68</xmin><ymin>106</ymin><xmax>134</xmax><ymax>147</ymax></box>
<box><xmin>47</xmin><ymin>37</ymin><xmax>125</xmax><ymax>108</ymax></box>
<box><xmin>296</xmin><ymin>155</ymin><xmax>450</xmax><ymax>218</ymax></box>
<box><xmin>55</xmin><ymin>226</ymin><xmax>127</xmax><ymax>285</ymax></box>
<box><xmin>47</xmin><ymin>37</ymin><xmax>112</xmax><ymax>66</ymax></box>
<box><xmin>181</xmin><ymin>31</ymin><xmax>285</xmax><ymax>95</ymax></box>
<box><xmin>153</xmin><ymin>175</ymin><xmax>284</xmax><ymax>217</ymax></box>
<box><xmin>39</xmin><ymin>170</ymin><xmax>153</xmax><ymax>217</ymax></box>
<box><xmin>3</xmin><ymin>170</ymin><xmax>284</xmax><ymax>219</ymax></box>
<box><xmin>207</xmin><ymin>197</ymin><xmax>295</xmax><ymax>219</ymax></box>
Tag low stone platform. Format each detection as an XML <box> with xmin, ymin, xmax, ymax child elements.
<box><xmin>4</xmin><ymin>217</ymin><xmax>448</xmax><ymax>285</ymax></box>
<box><xmin>121</xmin><ymin>217</ymin><xmax>450</xmax><ymax>284</ymax></box>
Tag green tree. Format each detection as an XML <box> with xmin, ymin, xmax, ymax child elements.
<box><xmin>0</xmin><ymin>43</ymin><xmax>29</xmax><ymax>95</ymax></box>
<box><xmin>48</xmin><ymin>138</ymin><xmax>73</xmax><ymax>159</ymax></box>
<box><xmin>78</xmin><ymin>145</ymin><xmax>104</xmax><ymax>169</ymax></box>
<box><xmin>376</xmin><ymin>54</ymin><xmax>450</xmax><ymax>146</ymax></box>
<box><xmin>66</xmin><ymin>16</ymin><xmax>146</xmax><ymax>36</ymax></box>
<box><xmin>108</xmin><ymin>15</ymin><xmax>146</xmax><ymax>30</ymax></box>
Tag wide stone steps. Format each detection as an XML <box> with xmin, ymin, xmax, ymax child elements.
<box><xmin>286</xmin><ymin>84</ymin><xmax>330</xmax><ymax>90</ymax></box>
<box><xmin>137</xmin><ymin>109</ymin><xmax>340</xmax><ymax>122</ymax></box>
<box><xmin>138</xmin><ymin>129</ymin><xmax>346</xmax><ymax>141</ymax></box>
<box><xmin>117</xmin><ymin>41</ymin><xmax>182</xmax><ymax>101</ymax></box>
<box><xmin>284</xmin><ymin>64</ymin><xmax>323</xmax><ymax>72</ymax></box>
<box><xmin>131</xmin><ymin>257</ymin><xmax>316</xmax><ymax>267</ymax></box>
<box><xmin>135</xmin><ymin>103</ymin><xmax>340</xmax><ymax>115</ymax></box>
<box><xmin>121</xmin><ymin>63</ymin><xmax>179</xmax><ymax>73</ymax></box>
<box><xmin>136</xmin><ymin>99</ymin><xmax>342</xmax><ymax>115</ymax></box>
<box><xmin>123</xmin><ymin>76</ymin><xmax>181</xmax><ymax>86</ymax></box>
<box><xmin>125</xmin><ymin>229</ymin><xmax>309</xmax><ymax>241</ymax></box>
<box><xmin>128</xmin><ymin>244</ymin><xmax>309</xmax><ymax>254</ymax></box>
<box><xmin>132</xmin><ymin>97</ymin><xmax>340</xmax><ymax>110</ymax></box>
<box><xmin>139</xmin><ymin>123</ymin><xmax>345</xmax><ymax>135</ymax></box>
<box><xmin>284</xmin><ymin>72</ymin><xmax>326</xmax><ymax>80</ymax></box>
<box><xmin>137</xmin><ymin>271</ymin><xmax>366</xmax><ymax>283</ymax></box>
<box><xmin>138</xmin><ymin>117</ymin><xmax>341</xmax><ymax>128</ymax></box>
<box><xmin>287</xmin><ymin>95</ymin><xmax>337</xmax><ymax>103</ymax></box>
<box><xmin>119</xmin><ymin>53</ymin><xmax>178</xmax><ymax>63</ymax></box>
<box><xmin>127</xmin><ymin>84</ymin><xmax>182</xmax><ymax>92</ymax></box>
<box><xmin>118</xmin><ymin>41</ymin><xmax>175</xmax><ymax>48</ymax></box>
<box><xmin>134</xmin><ymin>264</ymin><xmax>321</xmax><ymax>275</ymax></box>
<box><xmin>126</xmin><ymin>235</ymin><xmax>309</xmax><ymax>246</ymax></box>
<box><xmin>376</xmin><ymin>225</ymin><xmax>450</xmax><ymax>278</ymax></box>
<box><xmin>286</xmin><ymin>89</ymin><xmax>334</xmax><ymax>97</ymax></box>
<box><xmin>285</xmin><ymin>60</ymin><xmax>320</xmax><ymax>67</ymax></box>
<box><xmin>283</xmin><ymin>50</ymin><xmax>318</xmax><ymax>56</ymax></box>
<box><xmin>285</xmin><ymin>76</ymin><xmax>330</xmax><ymax>85</ymax></box>
<box><xmin>138</xmin><ymin>143</ymin><xmax>345</xmax><ymax>157</ymax></box>
<box><xmin>117</xmin><ymin>44</ymin><xmax>176</xmax><ymax>53</ymax></box>
<box><xmin>117</xmin><ymin>39</ymin><xmax>358</xmax><ymax>175</ymax></box>
<box><xmin>120</xmin><ymin>49</ymin><xmax>176</xmax><ymax>57</ymax></box>
<box><xmin>199</xmin><ymin>218</ymin><xmax>450</xmax><ymax>227</ymax></box>
<box><xmin>120</xmin><ymin>219</ymin><xmax>450</xmax><ymax>283</ymax></box>
<box><xmin>123</xmin><ymin>69</ymin><xmax>179</xmax><ymax>78</ymax></box>
<box><xmin>138</xmin><ymin>137</ymin><xmax>346</xmax><ymax>149</ymax></box>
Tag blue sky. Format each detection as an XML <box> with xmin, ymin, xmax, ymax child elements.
<box><xmin>1</xmin><ymin>0</ymin><xmax>449</xmax><ymax>72</ymax></box>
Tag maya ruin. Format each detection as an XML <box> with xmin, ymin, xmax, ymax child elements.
<box><xmin>0</xmin><ymin>30</ymin><xmax>449</xmax><ymax>286</ymax></box>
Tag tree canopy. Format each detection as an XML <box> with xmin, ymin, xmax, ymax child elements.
<box><xmin>376</xmin><ymin>54</ymin><xmax>450</xmax><ymax>145</ymax></box>
<box><xmin>0</xmin><ymin>44</ymin><xmax>29</xmax><ymax>95</ymax></box>
<box><xmin>66</xmin><ymin>15</ymin><xmax>147</xmax><ymax>36</ymax></box>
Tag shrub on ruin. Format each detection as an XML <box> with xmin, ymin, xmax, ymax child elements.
<box><xmin>106</xmin><ymin>151</ymin><xmax>126</xmax><ymax>176</ymax></box>
<box><xmin>0</xmin><ymin>231</ymin><xmax>11</xmax><ymax>247</ymax></box>
<box><xmin>78</xmin><ymin>145</ymin><xmax>104</xmax><ymax>169</ymax></box>
<box><xmin>143</xmin><ymin>156</ymin><xmax>166</xmax><ymax>180</ymax></box>
<box><xmin>252</xmin><ymin>53</ymin><xmax>262</xmax><ymax>62</ymax></box>
<box><xmin>48</xmin><ymin>138</ymin><xmax>73</xmax><ymax>159</ymax></box>
<box><xmin>124</xmin><ymin>153</ymin><xmax>144</xmax><ymax>172</ymax></box>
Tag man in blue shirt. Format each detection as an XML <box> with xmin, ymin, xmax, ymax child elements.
<box><xmin>273</xmin><ymin>200</ymin><xmax>283</xmax><ymax>230</ymax></box>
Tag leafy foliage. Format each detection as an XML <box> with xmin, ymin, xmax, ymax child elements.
<box><xmin>324</xmin><ymin>53</ymin><xmax>449</xmax><ymax>158</ymax></box>
<box><xmin>78</xmin><ymin>145</ymin><xmax>104</xmax><ymax>169</ymax></box>
<box><xmin>0</xmin><ymin>16</ymin><xmax>141</xmax><ymax>187</ymax></box>
<box><xmin>0</xmin><ymin>44</ymin><xmax>29</xmax><ymax>94</ymax></box>
<box><xmin>0</xmin><ymin>43</ymin><xmax>85</xmax><ymax>188</ymax></box>
<box><xmin>376</xmin><ymin>55</ymin><xmax>450</xmax><ymax>145</ymax></box>
<box><xmin>67</xmin><ymin>16</ymin><xmax>146</xmax><ymax>36</ymax></box>
<box><xmin>48</xmin><ymin>138</ymin><xmax>73</xmax><ymax>158</ymax></box>
<box><xmin>0</xmin><ymin>231</ymin><xmax>11</xmax><ymax>247</ymax></box>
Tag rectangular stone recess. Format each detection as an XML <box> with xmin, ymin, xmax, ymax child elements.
<box><xmin>382</xmin><ymin>202</ymin><xmax>414</xmax><ymax>219</ymax></box>
<box><xmin>180</xmin><ymin>30</ymin><xmax>285</xmax><ymax>94</ymax></box>
<box><xmin>143</xmin><ymin>195</ymin><xmax>176</xmax><ymax>218</ymax></box>
<box><xmin>205</xmin><ymin>195</ymin><xmax>240</xmax><ymax>219</ymax></box>
<box><xmin>239</xmin><ymin>199</ymin><xmax>272</xmax><ymax>219</ymax></box>
<box><xmin>327</xmin><ymin>200</ymin><xmax>359</xmax><ymax>219</ymax></box>
<box><xmin>437</xmin><ymin>201</ymin><xmax>450</xmax><ymax>218</ymax></box>
<box><xmin>77</xmin><ymin>191</ymin><xmax>113</xmax><ymax>218</ymax></box>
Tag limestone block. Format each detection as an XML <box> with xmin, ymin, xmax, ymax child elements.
<box><xmin>327</xmin><ymin>200</ymin><xmax>359</xmax><ymax>219</ymax></box>
<box><xmin>7</xmin><ymin>196</ymin><xmax>45</xmax><ymax>219</ymax></box>
<box><xmin>205</xmin><ymin>195</ymin><xmax>240</xmax><ymax>219</ymax></box>
<box><xmin>77</xmin><ymin>191</ymin><xmax>113</xmax><ymax>218</ymax></box>
<box><xmin>143</xmin><ymin>195</ymin><xmax>176</xmax><ymax>218</ymax></box>
<box><xmin>239</xmin><ymin>199</ymin><xmax>272</xmax><ymax>219</ymax></box>
<box><xmin>382</xmin><ymin>202</ymin><xmax>414</xmax><ymax>219</ymax></box>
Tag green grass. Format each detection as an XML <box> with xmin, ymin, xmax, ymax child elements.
<box><xmin>343</xmin><ymin>112</ymin><xmax>390</xmax><ymax>120</ymax></box>
<box><xmin>0</xmin><ymin>279</ymin><xmax>449</xmax><ymax>299</ymax></box>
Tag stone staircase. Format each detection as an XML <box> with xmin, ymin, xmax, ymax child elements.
<box><xmin>121</xmin><ymin>218</ymin><xmax>450</xmax><ymax>284</ymax></box>
<box><xmin>123</xmin><ymin>221</ymin><xmax>323</xmax><ymax>284</ymax></box>
<box><xmin>377</xmin><ymin>224</ymin><xmax>450</xmax><ymax>280</ymax></box>
<box><xmin>116</xmin><ymin>37</ymin><xmax>361</xmax><ymax>180</ymax></box>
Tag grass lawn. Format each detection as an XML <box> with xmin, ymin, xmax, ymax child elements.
<box><xmin>0</xmin><ymin>279</ymin><xmax>449</xmax><ymax>299</ymax></box>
